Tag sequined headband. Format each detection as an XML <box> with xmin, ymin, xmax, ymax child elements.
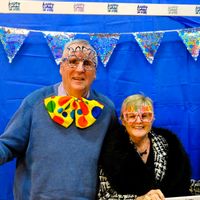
<box><xmin>63</xmin><ymin>46</ymin><xmax>97</xmax><ymax>66</ymax></box>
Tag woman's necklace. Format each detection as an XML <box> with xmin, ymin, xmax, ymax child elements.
<box><xmin>138</xmin><ymin>149</ymin><xmax>148</xmax><ymax>157</ymax></box>
<box><xmin>129</xmin><ymin>137</ymin><xmax>150</xmax><ymax>158</ymax></box>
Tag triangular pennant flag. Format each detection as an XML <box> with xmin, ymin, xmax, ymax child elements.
<box><xmin>133</xmin><ymin>31</ymin><xmax>164</xmax><ymax>64</ymax></box>
<box><xmin>0</xmin><ymin>26</ymin><xmax>5</xmax><ymax>39</ymax></box>
<box><xmin>43</xmin><ymin>31</ymin><xmax>75</xmax><ymax>65</ymax></box>
<box><xmin>177</xmin><ymin>28</ymin><xmax>200</xmax><ymax>61</ymax></box>
<box><xmin>0</xmin><ymin>27</ymin><xmax>3</xmax><ymax>62</ymax></box>
<box><xmin>0</xmin><ymin>27</ymin><xmax>29</xmax><ymax>63</ymax></box>
<box><xmin>89</xmin><ymin>33</ymin><xmax>120</xmax><ymax>67</ymax></box>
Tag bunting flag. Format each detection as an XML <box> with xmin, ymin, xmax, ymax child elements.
<box><xmin>133</xmin><ymin>31</ymin><xmax>164</xmax><ymax>64</ymax></box>
<box><xmin>177</xmin><ymin>28</ymin><xmax>200</xmax><ymax>61</ymax></box>
<box><xmin>0</xmin><ymin>27</ymin><xmax>5</xmax><ymax>38</ymax></box>
<box><xmin>89</xmin><ymin>33</ymin><xmax>120</xmax><ymax>67</ymax></box>
<box><xmin>43</xmin><ymin>31</ymin><xmax>75</xmax><ymax>65</ymax></box>
<box><xmin>0</xmin><ymin>27</ymin><xmax>29</xmax><ymax>63</ymax></box>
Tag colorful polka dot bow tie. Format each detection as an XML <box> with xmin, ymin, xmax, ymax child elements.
<box><xmin>44</xmin><ymin>96</ymin><xmax>104</xmax><ymax>129</ymax></box>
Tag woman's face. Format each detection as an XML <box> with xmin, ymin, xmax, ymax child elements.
<box><xmin>122</xmin><ymin>105</ymin><xmax>154</xmax><ymax>141</ymax></box>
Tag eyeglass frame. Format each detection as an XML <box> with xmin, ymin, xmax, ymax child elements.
<box><xmin>61</xmin><ymin>55</ymin><xmax>97</xmax><ymax>71</ymax></box>
<box><xmin>123</xmin><ymin>111</ymin><xmax>154</xmax><ymax>124</ymax></box>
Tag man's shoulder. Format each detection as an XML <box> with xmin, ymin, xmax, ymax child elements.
<box><xmin>90</xmin><ymin>90</ymin><xmax>115</xmax><ymax>109</ymax></box>
<box><xmin>23</xmin><ymin>83</ymin><xmax>58</xmax><ymax>105</ymax></box>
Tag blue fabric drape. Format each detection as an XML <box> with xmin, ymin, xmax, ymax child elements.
<box><xmin>0</xmin><ymin>1</ymin><xmax>200</xmax><ymax>199</ymax></box>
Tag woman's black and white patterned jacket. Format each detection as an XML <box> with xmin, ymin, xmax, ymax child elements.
<box><xmin>97</xmin><ymin>125</ymin><xmax>192</xmax><ymax>199</ymax></box>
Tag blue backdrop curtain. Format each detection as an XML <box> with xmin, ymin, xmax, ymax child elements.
<box><xmin>0</xmin><ymin>0</ymin><xmax>200</xmax><ymax>199</ymax></box>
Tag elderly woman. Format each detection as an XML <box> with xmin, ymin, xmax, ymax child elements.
<box><xmin>98</xmin><ymin>94</ymin><xmax>191</xmax><ymax>200</ymax></box>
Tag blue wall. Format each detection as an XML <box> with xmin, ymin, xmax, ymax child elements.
<box><xmin>0</xmin><ymin>0</ymin><xmax>200</xmax><ymax>199</ymax></box>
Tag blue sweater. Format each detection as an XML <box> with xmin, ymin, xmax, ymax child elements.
<box><xmin>0</xmin><ymin>83</ymin><xmax>117</xmax><ymax>200</ymax></box>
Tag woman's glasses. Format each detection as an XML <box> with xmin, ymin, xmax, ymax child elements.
<box><xmin>123</xmin><ymin>111</ymin><xmax>153</xmax><ymax>123</ymax></box>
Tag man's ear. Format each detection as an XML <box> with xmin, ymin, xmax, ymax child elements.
<box><xmin>59</xmin><ymin>62</ymin><xmax>64</xmax><ymax>75</ymax></box>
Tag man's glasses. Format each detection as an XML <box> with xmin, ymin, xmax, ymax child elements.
<box><xmin>123</xmin><ymin>111</ymin><xmax>153</xmax><ymax>123</ymax></box>
<box><xmin>62</xmin><ymin>56</ymin><xmax>96</xmax><ymax>71</ymax></box>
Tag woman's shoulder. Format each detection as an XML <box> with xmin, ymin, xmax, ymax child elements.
<box><xmin>152</xmin><ymin>127</ymin><xmax>190</xmax><ymax>163</ymax></box>
<box><xmin>151</xmin><ymin>127</ymin><xmax>190</xmax><ymax>159</ymax></box>
<box><xmin>152</xmin><ymin>127</ymin><xmax>182</xmax><ymax>145</ymax></box>
<box><xmin>102</xmin><ymin>124</ymin><xmax>129</xmax><ymax>152</ymax></box>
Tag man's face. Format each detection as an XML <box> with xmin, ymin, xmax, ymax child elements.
<box><xmin>60</xmin><ymin>43</ymin><xmax>96</xmax><ymax>97</ymax></box>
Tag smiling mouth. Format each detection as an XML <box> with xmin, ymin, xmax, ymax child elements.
<box><xmin>73</xmin><ymin>77</ymin><xmax>85</xmax><ymax>81</ymax></box>
<box><xmin>133</xmin><ymin>126</ymin><xmax>144</xmax><ymax>129</ymax></box>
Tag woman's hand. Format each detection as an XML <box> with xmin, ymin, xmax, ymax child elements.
<box><xmin>136</xmin><ymin>189</ymin><xmax>165</xmax><ymax>200</ymax></box>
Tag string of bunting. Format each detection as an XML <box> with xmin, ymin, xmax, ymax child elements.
<box><xmin>0</xmin><ymin>26</ymin><xmax>200</xmax><ymax>66</ymax></box>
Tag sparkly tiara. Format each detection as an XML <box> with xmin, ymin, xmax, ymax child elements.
<box><xmin>64</xmin><ymin>45</ymin><xmax>97</xmax><ymax>65</ymax></box>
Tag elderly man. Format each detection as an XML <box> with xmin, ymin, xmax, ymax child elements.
<box><xmin>0</xmin><ymin>39</ymin><xmax>117</xmax><ymax>200</ymax></box>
